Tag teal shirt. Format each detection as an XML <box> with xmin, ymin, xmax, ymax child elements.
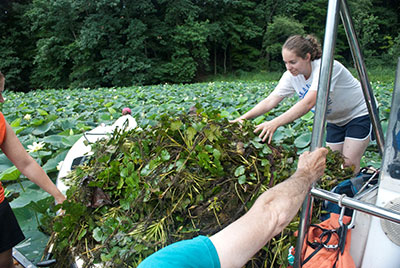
<box><xmin>137</xmin><ymin>235</ymin><xmax>220</xmax><ymax>268</ymax></box>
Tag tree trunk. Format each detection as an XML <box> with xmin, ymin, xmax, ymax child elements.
<box><xmin>224</xmin><ymin>47</ymin><xmax>227</xmax><ymax>74</ymax></box>
<box><xmin>214</xmin><ymin>44</ymin><xmax>217</xmax><ymax>75</ymax></box>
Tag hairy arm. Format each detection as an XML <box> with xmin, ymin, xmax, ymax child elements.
<box><xmin>210</xmin><ymin>148</ymin><xmax>328</xmax><ymax>268</ymax></box>
<box><xmin>1</xmin><ymin>122</ymin><xmax>66</xmax><ymax>204</ymax></box>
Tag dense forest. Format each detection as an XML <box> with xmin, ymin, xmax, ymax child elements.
<box><xmin>0</xmin><ymin>0</ymin><xmax>399</xmax><ymax>91</ymax></box>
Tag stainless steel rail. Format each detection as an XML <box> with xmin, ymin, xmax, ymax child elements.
<box><xmin>293</xmin><ymin>0</ymin><xmax>340</xmax><ymax>266</ymax></box>
<box><xmin>339</xmin><ymin>0</ymin><xmax>385</xmax><ymax>155</ymax></box>
<box><xmin>310</xmin><ymin>188</ymin><xmax>400</xmax><ymax>224</ymax></box>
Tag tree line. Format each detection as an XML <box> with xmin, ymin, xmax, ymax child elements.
<box><xmin>0</xmin><ymin>0</ymin><xmax>399</xmax><ymax>91</ymax></box>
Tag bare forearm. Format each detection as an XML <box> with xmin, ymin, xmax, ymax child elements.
<box><xmin>239</xmin><ymin>95</ymin><xmax>283</xmax><ymax>120</ymax></box>
<box><xmin>257</xmin><ymin>169</ymin><xmax>314</xmax><ymax>234</ymax></box>
<box><xmin>19</xmin><ymin>160</ymin><xmax>65</xmax><ymax>203</ymax></box>
<box><xmin>272</xmin><ymin>99</ymin><xmax>314</xmax><ymax>128</ymax></box>
<box><xmin>2</xmin><ymin>124</ymin><xmax>66</xmax><ymax>204</ymax></box>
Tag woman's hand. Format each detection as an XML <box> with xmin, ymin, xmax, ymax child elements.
<box><xmin>229</xmin><ymin>117</ymin><xmax>244</xmax><ymax>124</ymax></box>
<box><xmin>254</xmin><ymin>120</ymin><xmax>280</xmax><ymax>143</ymax></box>
<box><xmin>55</xmin><ymin>194</ymin><xmax>66</xmax><ymax>205</ymax></box>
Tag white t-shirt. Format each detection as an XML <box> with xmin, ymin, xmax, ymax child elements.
<box><xmin>271</xmin><ymin>59</ymin><xmax>368</xmax><ymax>126</ymax></box>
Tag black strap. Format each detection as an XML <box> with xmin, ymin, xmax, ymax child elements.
<box><xmin>302</xmin><ymin>224</ymin><xmax>337</xmax><ymax>266</ymax></box>
<box><xmin>302</xmin><ymin>224</ymin><xmax>349</xmax><ymax>267</ymax></box>
<box><xmin>302</xmin><ymin>243</ymin><xmax>324</xmax><ymax>265</ymax></box>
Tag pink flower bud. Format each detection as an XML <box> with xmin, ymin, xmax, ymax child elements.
<box><xmin>122</xmin><ymin>107</ymin><xmax>131</xmax><ymax>115</ymax></box>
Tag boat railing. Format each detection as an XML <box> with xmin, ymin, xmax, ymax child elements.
<box><xmin>293</xmin><ymin>0</ymin><xmax>400</xmax><ymax>266</ymax></box>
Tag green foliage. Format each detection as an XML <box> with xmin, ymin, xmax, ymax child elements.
<box><xmin>348</xmin><ymin>0</ymin><xmax>380</xmax><ymax>58</ymax></box>
<box><xmin>1</xmin><ymin>0</ymin><xmax>400</xmax><ymax>89</ymax></box>
<box><xmin>0</xmin><ymin>1</ymin><xmax>35</xmax><ymax>91</ymax></box>
<box><xmin>47</xmin><ymin>111</ymin><xmax>353</xmax><ymax>267</ymax></box>
<box><xmin>389</xmin><ymin>34</ymin><xmax>400</xmax><ymax>60</ymax></box>
<box><xmin>161</xmin><ymin>17</ymin><xmax>210</xmax><ymax>82</ymax></box>
<box><xmin>263</xmin><ymin>16</ymin><xmax>305</xmax><ymax>69</ymax></box>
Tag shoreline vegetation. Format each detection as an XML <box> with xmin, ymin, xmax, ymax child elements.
<box><xmin>205</xmin><ymin>65</ymin><xmax>397</xmax><ymax>84</ymax></box>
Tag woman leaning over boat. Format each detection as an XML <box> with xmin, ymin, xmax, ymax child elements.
<box><xmin>231</xmin><ymin>34</ymin><xmax>374</xmax><ymax>174</ymax></box>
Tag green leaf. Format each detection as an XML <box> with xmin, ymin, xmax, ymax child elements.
<box><xmin>161</xmin><ymin>150</ymin><xmax>171</xmax><ymax>161</ymax></box>
<box><xmin>171</xmin><ymin>120</ymin><xmax>183</xmax><ymax>131</ymax></box>
<box><xmin>185</xmin><ymin>127</ymin><xmax>197</xmax><ymax>143</ymax></box>
<box><xmin>302</xmin><ymin>111</ymin><xmax>314</xmax><ymax>121</ymax></box>
<box><xmin>42</xmin><ymin>151</ymin><xmax>68</xmax><ymax>173</ymax></box>
<box><xmin>60</xmin><ymin>119</ymin><xmax>78</xmax><ymax>131</ymax></box>
<box><xmin>37</xmin><ymin>108</ymin><xmax>49</xmax><ymax>116</ymax></box>
<box><xmin>238</xmin><ymin>96</ymin><xmax>248</xmax><ymax>103</ymax></box>
<box><xmin>13</xmin><ymin>126</ymin><xmax>26</xmax><ymax>135</ymax></box>
<box><xmin>78</xmin><ymin>228</ymin><xmax>87</xmax><ymax>241</ymax></box>
<box><xmin>61</xmin><ymin>134</ymin><xmax>82</xmax><ymax>147</ymax></box>
<box><xmin>25</xmin><ymin>196</ymin><xmax>53</xmax><ymax>214</ymax></box>
<box><xmin>0</xmin><ymin>153</ymin><xmax>13</xmax><ymax>170</ymax></box>
<box><xmin>93</xmin><ymin>227</ymin><xmax>104</xmax><ymax>242</ymax></box>
<box><xmin>0</xmin><ymin>166</ymin><xmax>21</xmax><ymax>181</ymax></box>
<box><xmin>43</xmin><ymin>135</ymin><xmax>65</xmax><ymax>147</ymax></box>
<box><xmin>120</xmin><ymin>166</ymin><xmax>129</xmax><ymax>178</ymax></box>
<box><xmin>192</xmin><ymin>122</ymin><xmax>205</xmax><ymax>131</ymax></box>
<box><xmin>294</xmin><ymin>133</ymin><xmax>311</xmax><ymax>149</ymax></box>
<box><xmin>238</xmin><ymin>175</ymin><xmax>246</xmax><ymax>184</ymax></box>
<box><xmin>9</xmin><ymin>181</ymin><xmax>50</xmax><ymax>209</ymax></box>
<box><xmin>204</xmin><ymin>128</ymin><xmax>216</xmax><ymax>142</ymax></box>
<box><xmin>234</xmin><ymin>165</ymin><xmax>245</xmax><ymax>177</ymax></box>
<box><xmin>31</xmin><ymin>118</ymin><xmax>44</xmax><ymax>126</ymax></box>
<box><xmin>262</xmin><ymin>145</ymin><xmax>272</xmax><ymax>154</ymax></box>
<box><xmin>12</xmin><ymin>206</ymin><xmax>50</xmax><ymax>263</ymax></box>
<box><xmin>220</xmin><ymin>110</ymin><xmax>230</xmax><ymax>118</ymax></box>
<box><xmin>117</xmin><ymin>176</ymin><xmax>125</xmax><ymax>189</ymax></box>
<box><xmin>99</xmin><ymin>113</ymin><xmax>112</xmax><ymax>121</ymax></box>
<box><xmin>253</xmin><ymin>115</ymin><xmax>265</xmax><ymax>125</ymax></box>
<box><xmin>10</xmin><ymin>118</ymin><xmax>21</xmax><ymax>127</ymax></box>
<box><xmin>32</xmin><ymin>121</ymin><xmax>55</xmax><ymax>135</ymax></box>
<box><xmin>213</xmin><ymin>149</ymin><xmax>221</xmax><ymax>160</ymax></box>
<box><xmin>251</xmin><ymin>140</ymin><xmax>263</xmax><ymax>149</ymax></box>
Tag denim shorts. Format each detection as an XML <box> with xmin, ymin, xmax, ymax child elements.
<box><xmin>326</xmin><ymin>114</ymin><xmax>374</xmax><ymax>144</ymax></box>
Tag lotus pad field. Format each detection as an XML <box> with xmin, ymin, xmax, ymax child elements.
<box><xmin>0</xmin><ymin>80</ymin><xmax>391</xmax><ymax>265</ymax></box>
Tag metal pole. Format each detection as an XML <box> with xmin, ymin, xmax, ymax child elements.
<box><xmin>340</xmin><ymin>0</ymin><xmax>385</xmax><ymax>155</ymax></box>
<box><xmin>310</xmin><ymin>188</ymin><xmax>400</xmax><ymax>224</ymax></box>
<box><xmin>293</xmin><ymin>0</ymin><xmax>340</xmax><ymax>266</ymax></box>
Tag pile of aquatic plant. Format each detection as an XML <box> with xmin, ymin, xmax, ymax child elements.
<box><xmin>44</xmin><ymin>107</ymin><xmax>353</xmax><ymax>267</ymax></box>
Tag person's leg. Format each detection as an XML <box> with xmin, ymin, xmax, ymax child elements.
<box><xmin>341</xmin><ymin>115</ymin><xmax>373</xmax><ymax>173</ymax></box>
<box><xmin>342</xmin><ymin>137</ymin><xmax>370</xmax><ymax>173</ymax></box>
<box><xmin>0</xmin><ymin>199</ymin><xmax>25</xmax><ymax>268</ymax></box>
<box><xmin>326</xmin><ymin>142</ymin><xmax>343</xmax><ymax>154</ymax></box>
<box><xmin>0</xmin><ymin>249</ymin><xmax>15</xmax><ymax>268</ymax></box>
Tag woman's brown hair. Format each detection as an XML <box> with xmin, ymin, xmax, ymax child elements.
<box><xmin>283</xmin><ymin>34</ymin><xmax>322</xmax><ymax>61</ymax></box>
